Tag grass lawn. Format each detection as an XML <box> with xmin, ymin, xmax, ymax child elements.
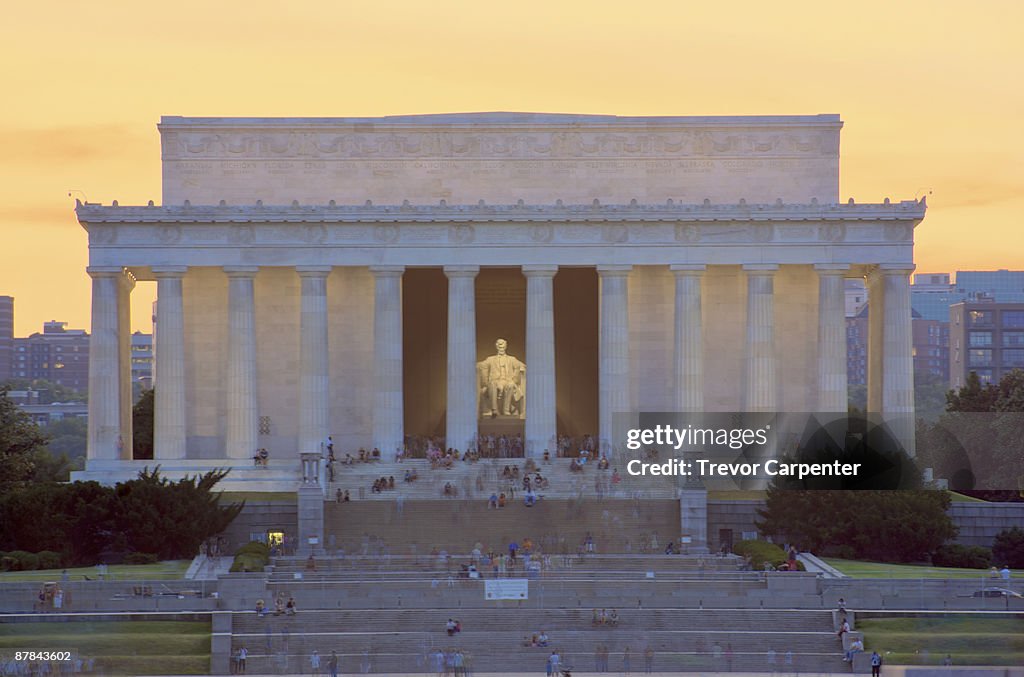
<box><xmin>858</xmin><ymin>616</ymin><xmax>1024</xmax><ymax>666</ymax></box>
<box><xmin>0</xmin><ymin>620</ymin><xmax>210</xmax><ymax>674</ymax></box>
<box><xmin>0</xmin><ymin>559</ymin><xmax>190</xmax><ymax>583</ymax></box>
<box><xmin>823</xmin><ymin>558</ymin><xmax>997</xmax><ymax>579</ymax></box>
<box><xmin>949</xmin><ymin>492</ymin><xmax>987</xmax><ymax>502</ymax></box>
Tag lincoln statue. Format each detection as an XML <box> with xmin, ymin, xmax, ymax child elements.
<box><xmin>478</xmin><ymin>339</ymin><xmax>526</xmax><ymax>418</ymax></box>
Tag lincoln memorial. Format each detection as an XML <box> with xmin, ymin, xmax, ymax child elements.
<box><xmin>72</xmin><ymin>113</ymin><xmax>925</xmax><ymax>491</ymax></box>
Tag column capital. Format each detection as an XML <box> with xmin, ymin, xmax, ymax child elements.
<box><xmin>152</xmin><ymin>266</ymin><xmax>189</xmax><ymax>278</ymax></box>
<box><xmin>867</xmin><ymin>263</ymin><xmax>916</xmax><ymax>282</ymax></box>
<box><xmin>223</xmin><ymin>265</ymin><xmax>259</xmax><ymax>278</ymax></box>
<box><xmin>522</xmin><ymin>264</ymin><xmax>559</xmax><ymax>278</ymax></box>
<box><xmin>813</xmin><ymin>263</ymin><xmax>851</xmax><ymax>275</ymax></box>
<box><xmin>369</xmin><ymin>265</ymin><xmax>406</xmax><ymax>277</ymax></box>
<box><xmin>670</xmin><ymin>264</ymin><xmax>706</xmax><ymax>275</ymax></box>
<box><xmin>742</xmin><ymin>264</ymin><xmax>780</xmax><ymax>273</ymax></box>
<box><xmin>444</xmin><ymin>265</ymin><xmax>480</xmax><ymax>278</ymax></box>
<box><xmin>596</xmin><ymin>264</ymin><xmax>632</xmax><ymax>277</ymax></box>
<box><xmin>86</xmin><ymin>265</ymin><xmax>125</xmax><ymax>278</ymax></box>
<box><xmin>296</xmin><ymin>265</ymin><xmax>332</xmax><ymax>278</ymax></box>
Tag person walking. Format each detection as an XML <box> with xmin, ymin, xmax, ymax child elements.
<box><xmin>328</xmin><ymin>651</ymin><xmax>339</xmax><ymax>677</ymax></box>
<box><xmin>310</xmin><ymin>649</ymin><xmax>321</xmax><ymax>676</ymax></box>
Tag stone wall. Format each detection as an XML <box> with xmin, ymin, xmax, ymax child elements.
<box><xmin>159</xmin><ymin>113</ymin><xmax>843</xmax><ymax>206</ymax></box>
<box><xmin>950</xmin><ymin>501</ymin><xmax>1024</xmax><ymax>549</ymax></box>
<box><xmin>221</xmin><ymin>500</ymin><xmax>298</xmax><ymax>552</ymax></box>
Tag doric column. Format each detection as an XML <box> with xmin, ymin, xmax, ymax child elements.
<box><xmin>371</xmin><ymin>266</ymin><xmax>405</xmax><ymax>461</ymax></box>
<box><xmin>523</xmin><ymin>265</ymin><xmax>558</xmax><ymax>458</ymax></box>
<box><xmin>445</xmin><ymin>266</ymin><xmax>479</xmax><ymax>453</ymax></box>
<box><xmin>153</xmin><ymin>266</ymin><xmax>188</xmax><ymax>460</ymax></box>
<box><xmin>224</xmin><ymin>267</ymin><xmax>259</xmax><ymax>460</ymax></box>
<box><xmin>86</xmin><ymin>267</ymin><xmax>132</xmax><ymax>460</ymax></box>
<box><xmin>743</xmin><ymin>264</ymin><xmax>778</xmax><ymax>412</ymax></box>
<box><xmin>117</xmin><ymin>270</ymin><xmax>133</xmax><ymax>456</ymax></box>
<box><xmin>868</xmin><ymin>264</ymin><xmax>916</xmax><ymax>454</ymax></box>
<box><xmin>598</xmin><ymin>265</ymin><xmax>631</xmax><ymax>456</ymax></box>
<box><xmin>671</xmin><ymin>265</ymin><xmax>705</xmax><ymax>412</ymax></box>
<box><xmin>297</xmin><ymin>267</ymin><xmax>331</xmax><ymax>458</ymax></box>
<box><xmin>816</xmin><ymin>264</ymin><xmax>850</xmax><ymax>413</ymax></box>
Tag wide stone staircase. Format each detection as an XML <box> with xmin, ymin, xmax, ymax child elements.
<box><xmin>230</xmin><ymin>558</ymin><xmax>848</xmax><ymax>674</ymax></box>
<box><xmin>324</xmin><ymin>495</ymin><xmax>683</xmax><ymax>555</ymax></box>
<box><xmin>327</xmin><ymin>457</ymin><xmax>681</xmax><ymax>503</ymax></box>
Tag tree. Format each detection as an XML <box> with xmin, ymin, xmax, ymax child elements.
<box><xmin>0</xmin><ymin>468</ymin><xmax>244</xmax><ymax>566</ymax></box>
<box><xmin>39</xmin><ymin>417</ymin><xmax>87</xmax><ymax>480</ymax></box>
<box><xmin>757</xmin><ymin>489</ymin><xmax>956</xmax><ymax>562</ymax></box>
<box><xmin>0</xmin><ymin>481</ymin><xmax>116</xmax><ymax>565</ymax></box>
<box><xmin>992</xmin><ymin>527</ymin><xmax>1024</xmax><ymax>569</ymax></box>
<box><xmin>132</xmin><ymin>388</ymin><xmax>154</xmax><ymax>460</ymax></box>
<box><xmin>0</xmin><ymin>378</ymin><xmax>86</xmax><ymax>403</ymax></box>
<box><xmin>945</xmin><ymin>371</ymin><xmax>999</xmax><ymax>413</ymax></box>
<box><xmin>0</xmin><ymin>388</ymin><xmax>49</xmax><ymax>485</ymax></box>
<box><xmin>914</xmin><ymin>371</ymin><xmax>950</xmax><ymax>424</ymax></box>
<box><xmin>918</xmin><ymin>369</ymin><xmax>1024</xmax><ymax>492</ymax></box>
<box><xmin>112</xmin><ymin>468</ymin><xmax>244</xmax><ymax>560</ymax></box>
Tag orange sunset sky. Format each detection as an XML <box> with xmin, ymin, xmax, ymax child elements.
<box><xmin>1</xmin><ymin>1</ymin><xmax>1022</xmax><ymax>336</ymax></box>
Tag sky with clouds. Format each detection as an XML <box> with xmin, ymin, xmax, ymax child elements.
<box><xmin>1</xmin><ymin>1</ymin><xmax>1022</xmax><ymax>334</ymax></box>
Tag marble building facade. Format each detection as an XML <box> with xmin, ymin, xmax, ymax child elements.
<box><xmin>71</xmin><ymin>113</ymin><xmax>925</xmax><ymax>490</ymax></box>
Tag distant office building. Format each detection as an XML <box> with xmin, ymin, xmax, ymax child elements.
<box><xmin>847</xmin><ymin>305</ymin><xmax>949</xmax><ymax>385</ymax></box>
<box><xmin>847</xmin><ymin>273</ymin><xmax>952</xmax><ymax>385</ymax></box>
<box><xmin>10</xmin><ymin>321</ymin><xmax>91</xmax><ymax>392</ymax></box>
<box><xmin>912</xmin><ymin>318</ymin><xmax>950</xmax><ymax>381</ymax></box>
<box><xmin>950</xmin><ymin>302</ymin><xmax>1024</xmax><ymax>388</ymax></box>
<box><xmin>2</xmin><ymin>300</ymin><xmax>153</xmax><ymax>399</ymax></box>
<box><xmin>954</xmin><ymin>270</ymin><xmax>1024</xmax><ymax>303</ymax></box>
<box><xmin>0</xmin><ymin>296</ymin><xmax>12</xmax><ymax>382</ymax></box>
<box><xmin>845</xmin><ymin>278</ymin><xmax>867</xmax><ymax>318</ymax></box>
<box><xmin>131</xmin><ymin>331</ymin><xmax>154</xmax><ymax>392</ymax></box>
<box><xmin>911</xmin><ymin>272</ymin><xmax>957</xmax><ymax>322</ymax></box>
<box><xmin>911</xmin><ymin>270</ymin><xmax>1024</xmax><ymax>322</ymax></box>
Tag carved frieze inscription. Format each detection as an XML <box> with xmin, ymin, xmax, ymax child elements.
<box><xmin>161</xmin><ymin>119</ymin><xmax>842</xmax><ymax>206</ymax></box>
<box><xmin>161</xmin><ymin>129</ymin><xmax>837</xmax><ymax>160</ymax></box>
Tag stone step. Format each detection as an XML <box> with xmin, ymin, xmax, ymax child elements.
<box><xmin>321</xmin><ymin>498</ymin><xmax>683</xmax><ymax>555</ymax></box>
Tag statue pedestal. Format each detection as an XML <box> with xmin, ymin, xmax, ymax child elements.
<box><xmin>478</xmin><ymin>415</ymin><xmax>525</xmax><ymax>440</ymax></box>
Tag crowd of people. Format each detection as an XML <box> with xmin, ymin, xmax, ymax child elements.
<box><xmin>254</xmin><ymin>594</ymin><xmax>298</xmax><ymax>618</ymax></box>
<box><xmin>591</xmin><ymin>608</ymin><xmax>620</xmax><ymax>626</ymax></box>
<box><xmin>431</xmin><ymin>647</ymin><xmax>470</xmax><ymax>677</ymax></box>
<box><xmin>370</xmin><ymin>476</ymin><xmax>396</xmax><ymax>493</ymax></box>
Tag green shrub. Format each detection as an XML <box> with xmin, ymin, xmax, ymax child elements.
<box><xmin>733</xmin><ymin>540</ymin><xmax>804</xmax><ymax>571</ymax></box>
<box><xmin>4</xmin><ymin>551</ymin><xmax>40</xmax><ymax>571</ymax></box>
<box><xmin>123</xmin><ymin>552</ymin><xmax>159</xmax><ymax>565</ymax></box>
<box><xmin>235</xmin><ymin>541</ymin><xmax>270</xmax><ymax>558</ymax></box>
<box><xmin>229</xmin><ymin>553</ymin><xmax>267</xmax><ymax>573</ymax></box>
<box><xmin>1</xmin><ymin>556</ymin><xmax>18</xmax><ymax>571</ymax></box>
<box><xmin>36</xmin><ymin>550</ymin><xmax>63</xmax><ymax>570</ymax></box>
<box><xmin>229</xmin><ymin>541</ymin><xmax>270</xmax><ymax>573</ymax></box>
<box><xmin>932</xmin><ymin>543</ymin><xmax>992</xmax><ymax>569</ymax></box>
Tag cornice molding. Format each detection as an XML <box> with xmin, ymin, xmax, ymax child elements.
<box><xmin>76</xmin><ymin>199</ymin><xmax>926</xmax><ymax>225</ymax></box>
